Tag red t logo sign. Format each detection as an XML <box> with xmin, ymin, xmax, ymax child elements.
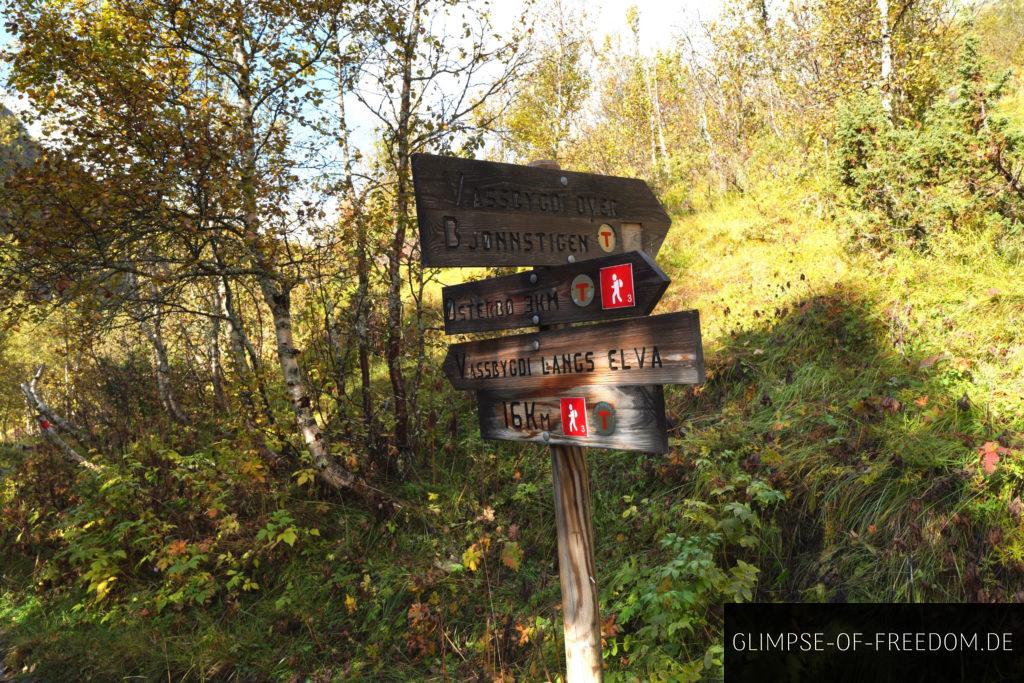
<box><xmin>600</xmin><ymin>229</ymin><xmax>613</xmax><ymax>247</ymax></box>
<box><xmin>597</xmin><ymin>409</ymin><xmax>611</xmax><ymax>430</ymax></box>
<box><xmin>575</xmin><ymin>281</ymin><xmax>591</xmax><ymax>300</ymax></box>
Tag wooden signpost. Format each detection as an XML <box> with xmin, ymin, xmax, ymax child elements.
<box><xmin>413</xmin><ymin>155</ymin><xmax>704</xmax><ymax>682</ymax></box>
<box><xmin>412</xmin><ymin>153</ymin><xmax>672</xmax><ymax>267</ymax></box>
<box><xmin>442</xmin><ymin>250</ymin><xmax>669</xmax><ymax>334</ymax></box>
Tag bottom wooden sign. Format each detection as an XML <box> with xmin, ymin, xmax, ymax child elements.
<box><xmin>477</xmin><ymin>385</ymin><xmax>667</xmax><ymax>453</ymax></box>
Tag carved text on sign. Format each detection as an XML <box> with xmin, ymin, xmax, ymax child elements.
<box><xmin>442</xmin><ymin>222</ymin><xmax>593</xmax><ymax>255</ymax></box>
<box><xmin>452</xmin><ymin>345</ymin><xmax>665</xmax><ymax>382</ymax></box>
<box><xmin>445</xmin><ymin>290</ymin><xmax>559</xmax><ymax>325</ymax></box>
<box><xmin>456</xmin><ymin>180</ymin><xmax>620</xmax><ymax>221</ymax></box>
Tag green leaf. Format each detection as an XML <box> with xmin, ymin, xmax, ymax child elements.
<box><xmin>278</xmin><ymin>528</ymin><xmax>298</xmax><ymax>547</ymax></box>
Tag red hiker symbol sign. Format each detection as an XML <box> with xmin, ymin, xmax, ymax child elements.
<box><xmin>560</xmin><ymin>397</ymin><xmax>588</xmax><ymax>437</ymax></box>
<box><xmin>600</xmin><ymin>262</ymin><xmax>635</xmax><ymax>309</ymax></box>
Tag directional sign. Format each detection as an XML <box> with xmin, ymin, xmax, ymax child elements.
<box><xmin>443</xmin><ymin>310</ymin><xmax>704</xmax><ymax>392</ymax></box>
<box><xmin>412</xmin><ymin>153</ymin><xmax>672</xmax><ymax>267</ymax></box>
<box><xmin>441</xmin><ymin>250</ymin><xmax>669</xmax><ymax>334</ymax></box>
<box><xmin>477</xmin><ymin>385</ymin><xmax>668</xmax><ymax>452</ymax></box>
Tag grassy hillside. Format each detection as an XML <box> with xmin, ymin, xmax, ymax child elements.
<box><xmin>3</xmin><ymin>168</ymin><xmax>1023</xmax><ymax>680</ymax></box>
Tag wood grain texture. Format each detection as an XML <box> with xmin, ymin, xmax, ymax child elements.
<box><xmin>443</xmin><ymin>310</ymin><xmax>705</xmax><ymax>392</ymax></box>
<box><xmin>412</xmin><ymin>153</ymin><xmax>671</xmax><ymax>267</ymax></box>
<box><xmin>476</xmin><ymin>385</ymin><xmax>667</xmax><ymax>452</ymax></box>
<box><xmin>551</xmin><ymin>444</ymin><xmax>604</xmax><ymax>681</ymax></box>
<box><xmin>441</xmin><ymin>250</ymin><xmax>669</xmax><ymax>334</ymax></box>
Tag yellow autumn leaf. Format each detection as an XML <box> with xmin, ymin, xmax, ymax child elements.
<box><xmin>345</xmin><ymin>594</ymin><xmax>357</xmax><ymax>614</ymax></box>
<box><xmin>294</xmin><ymin>468</ymin><xmax>316</xmax><ymax>486</ymax></box>
<box><xmin>462</xmin><ymin>545</ymin><xmax>482</xmax><ymax>572</ymax></box>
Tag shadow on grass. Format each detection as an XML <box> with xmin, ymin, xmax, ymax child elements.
<box><xmin>669</xmin><ymin>282</ymin><xmax>1023</xmax><ymax>603</ymax></box>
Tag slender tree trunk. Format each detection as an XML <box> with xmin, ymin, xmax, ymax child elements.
<box><xmin>650</xmin><ymin>61</ymin><xmax>668</xmax><ymax>169</ymax></box>
<box><xmin>645</xmin><ymin>65</ymin><xmax>658</xmax><ymax>173</ymax></box>
<box><xmin>408</xmin><ymin>253</ymin><xmax>427</xmax><ymax>442</ymax></box>
<box><xmin>355</xmin><ymin>214</ymin><xmax>374</xmax><ymax>443</ymax></box>
<box><xmin>20</xmin><ymin>366</ymin><xmax>100</xmax><ymax>470</ymax></box>
<box><xmin>177</xmin><ymin>318</ymin><xmax>207</xmax><ymax>389</ymax></box>
<box><xmin>217</xmin><ymin>280</ymin><xmax>281</xmax><ymax>463</ymax></box>
<box><xmin>878</xmin><ymin>0</ymin><xmax>893</xmax><ymax>117</ymax></box>
<box><xmin>36</xmin><ymin>423</ymin><xmax>100</xmax><ymax>470</ymax></box>
<box><xmin>693</xmin><ymin>71</ymin><xmax>725</xmax><ymax>194</ymax></box>
<box><xmin>260</xmin><ymin>279</ymin><xmax>356</xmax><ymax>488</ymax></box>
<box><xmin>335</xmin><ymin>19</ymin><xmax>374</xmax><ymax>443</ymax></box>
<box><xmin>331</xmin><ymin>21</ymin><xmax>360</xmax><ymax>428</ymax></box>
<box><xmin>209</xmin><ymin>287</ymin><xmax>230</xmax><ymax>410</ymax></box>
<box><xmin>324</xmin><ymin>295</ymin><xmax>351</xmax><ymax>405</ymax></box>
<box><xmin>231</xmin><ymin>6</ymin><xmax>359</xmax><ymax>492</ymax></box>
<box><xmin>144</xmin><ymin>314</ymin><xmax>191</xmax><ymax>425</ymax></box>
<box><xmin>385</xmin><ymin>6</ymin><xmax>420</xmax><ymax>456</ymax></box>
<box><xmin>20</xmin><ymin>365</ymin><xmax>88</xmax><ymax>443</ymax></box>
<box><xmin>219</xmin><ymin>277</ymin><xmax>275</xmax><ymax>425</ymax></box>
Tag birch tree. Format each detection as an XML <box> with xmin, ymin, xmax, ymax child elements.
<box><xmin>2</xmin><ymin>0</ymin><xmax>373</xmax><ymax>493</ymax></box>
<box><xmin>355</xmin><ymin>0</ymin><xmax>528</xmax><ymax>456</ymax></box>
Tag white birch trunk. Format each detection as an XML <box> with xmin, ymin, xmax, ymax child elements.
<box><xmin>651</xmin><ymin>62</ymin><xmax>668</xmax><ymax>167</ymax></box>
<box><xmin>144</xmin><ymin>315</ymin><xmax>190</xmax><ymax>425</ymax></box>
<box><xmin>261</xmin><ymin>279</ymin><xmax>356</xmax><ymax>489</ymax></box>
<box><xmin>878</xmin><ymin>0</ymin><xmax>893</xmax><ymax>117</ymax></box>
<box><xmin>20</xmin><ymin>365</ymin><xmax>88</xmax><ymax>443</ymax></box>
<box><xmin>209</xmin><ymin>287</ymin><xmax>229</xmax><ymax>410</ymax></box>
<box><xmin>230</xmin><ymin>5</ymin><xmax>360</xmax><ymax>491</ymax></box>
<box><xmin>20</xmin><ymin>366</ymin><xmax>100</xmax><ymax>470</ymax></box>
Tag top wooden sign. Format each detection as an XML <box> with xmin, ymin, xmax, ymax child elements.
<box><xmin>411</xmin><ymin>153</ymin><xmax>671</xmax><ymax>267</ymax></box>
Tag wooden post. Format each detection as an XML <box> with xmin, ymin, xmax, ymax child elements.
<box><xmin>530</xmin><ymin>159</ymin><xmax>604</xmax><ymax>681</ymax></box>
<box><xmin>550</xmin><ymin>443</ymin><xmax>604</xmax><ymax>681</ymax></box>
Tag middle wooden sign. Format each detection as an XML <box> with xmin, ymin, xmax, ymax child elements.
<box><xmin>441</xmin><ymin>250</ymin><xmax>669</xmax><ymax>334</ymax></box>
<box><xmin>443</xmin><ymin>310</ymin><xmax>705</xmax><ymax>393</ymax></box>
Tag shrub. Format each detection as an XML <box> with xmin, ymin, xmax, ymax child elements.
<box><xmin>833</xmin><ymin>36</ymin><xmax>1024</xmax><ymax>250</ymax></box>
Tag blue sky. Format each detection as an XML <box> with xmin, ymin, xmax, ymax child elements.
<box><xmin>1</xmin><ymin>0</ymin><xmax>723</xmax><ymax>142</ymax></box>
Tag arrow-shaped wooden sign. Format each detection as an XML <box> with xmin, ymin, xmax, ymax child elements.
<box><xmin>443</xmin><ymin>310</ymin><xmax>704</xmax><ymax>392</ymax></box>
<box><xmin>442</xmin><ymin>250</ymin><xmax>669</xmax><ymax>334</ymax></box>
<box><xmin>412</xmin><ymin>153</ymin><xmax>671</xmax><ymax>267</ymax></box>
<box><xmin>477</xmin><ymin>385</ymin><xmax>668</xmax><ymax>453</ymax></box>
